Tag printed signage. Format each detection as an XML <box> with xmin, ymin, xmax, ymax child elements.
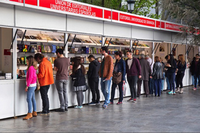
<box><xmin>40</xmin><ymin>0</ymin><xmax>103</xmax><ymax>18</ymax></box>
<box><xmin>119</xmin><ymin>13</ymin><xmax>155</xmax><ymax>27</ymax></box>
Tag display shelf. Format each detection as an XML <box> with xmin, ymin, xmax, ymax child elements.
<box><xmin>17</xmin><ymin>38</ymin><xmax>64</xmax><ymax>44</ymax></box>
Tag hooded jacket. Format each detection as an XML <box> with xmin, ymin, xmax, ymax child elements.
<box><xmin>87</xmin><ymin>60</ymin><xmax>100</xmax><ymax>79</ymax></box>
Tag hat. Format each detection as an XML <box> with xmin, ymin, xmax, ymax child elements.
<box><xmin>88</xmin><ymin>55</ymin><xmax>95</xmax><ymax>59</ymax></box>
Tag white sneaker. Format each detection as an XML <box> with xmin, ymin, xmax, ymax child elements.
<box><xmin>175</xmin><ymin>88</ymin><xmax>180</xmax><ymax>93</ymax></box>
<box><xmin>180</xmin><ymin>88</ymin><xmax>183</xmax><ymax>94</ymax></box>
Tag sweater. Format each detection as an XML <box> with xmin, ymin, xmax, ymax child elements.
<box><xmin>99</xmin><ymin>55</ymin><xmax>114</xmax><ymax>79</ymax></box>
<box><xmin>126</xmin><ymin>57</ymin><xmax>141</xmax><ymax>77</ymax></box>
<box><xmin>37</xmin><ymin>58</ymin><xmax>54</xmax><ymax>86</ymax></box>
<box><xmin>87</xmin><ymin>60</ymin><xmax>100</xmax><ymax>79</ymax></box>
<box><xmin>26</xmin><ymin>66</ymin><xmax>37</xmax><ymax>87</ymax></box>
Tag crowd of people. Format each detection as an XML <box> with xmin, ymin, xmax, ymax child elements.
<box><xmin>23</xmin><ymin>46</ymin><xmax>189</xmax><ymax>120</ymax></box>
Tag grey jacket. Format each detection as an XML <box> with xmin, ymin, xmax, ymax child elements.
<box><xmin>138</xmin><ymin>58</ymin><xmax>151</xmax><ymax>81</ymax></box>
<box><xmin>152</xmin><ymin>62</ymin><xmax>163</xmax><ymax>79</ymax></box>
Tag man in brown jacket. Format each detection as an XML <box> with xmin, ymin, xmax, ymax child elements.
<box><xmin>99</xmin><ymin>46</ymin><xmax>114</xmax><ymax>109</ymax></box>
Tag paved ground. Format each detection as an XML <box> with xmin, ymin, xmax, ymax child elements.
<box><xmin>0</xmin><ymin>86</ymin><xmax>200</xmax><ymax>132</ymax></box>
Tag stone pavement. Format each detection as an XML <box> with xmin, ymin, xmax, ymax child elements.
<box><xmin>0</xmin><ymin>86</ymin><xmax>200</xmax><ymax>132</ymax></box>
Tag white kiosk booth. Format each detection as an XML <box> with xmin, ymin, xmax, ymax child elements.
<box><xmin>0</xmin><ymin>0</ymin><xmax>196</xmax><ymax>119</ymax></box>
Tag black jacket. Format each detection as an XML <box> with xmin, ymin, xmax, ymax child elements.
<box><xmin>152</xmin><ymin>62</ymin><xmax>163</xmax><ymax>79</ymax></box>
<box><xmin>190</xmin><ymin>59</ymin><xmax>200</xmax><ymax>75</ymax></box>
<box><xmin>114</xmin><ymin>58</ymin><xmax>126</xmax><ymax>81</ymax></box>
<box><xmin>177</xmin><ymin>61</ymin><xmax>186</xmax><ymax>74</ymax></box>
<box><xmin>166</xmin><ymin>59</ymin><xmax>177</xmax><ymax>73</ymax></box>
<box><xmin>87</xmin><ymin>60</ymin><xmax>100</xmax><ymax>79</ymax></box>
<box><xmin>71</xmin><ymin>68</ymin><xmax>86</xmax><ymax>87</ymax></box>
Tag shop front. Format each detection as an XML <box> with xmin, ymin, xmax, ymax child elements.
<box><xmin>0</xmin><ymin>0</ymin><xmax>197</xmax><ymax>119</ymax></box>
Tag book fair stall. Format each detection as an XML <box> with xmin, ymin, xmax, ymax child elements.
<box><xmin>0</xmin><ymin>0</ymin><xmax>197</xmax><ymax>119</ymax></box>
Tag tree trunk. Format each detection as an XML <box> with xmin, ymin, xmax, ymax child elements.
<box><xmin>102</xmin><ymin>0</ymin><xmax>104</xmax><ymax>7</ymax></box>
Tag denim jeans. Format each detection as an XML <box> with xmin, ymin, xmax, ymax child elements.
<box><xmin>111</xmin><ymin>81</ymin><xmax>123</xmax><ymax>103</ymax></box>
<box><xmin>101</xmin><ymin>77</ymin><xmax>112</xmax><ymax>106</ymax></box>
<box><xmin>193</xmin><ymin>74</ymin><xmax>199</xmax><ymax>88</ymax></box>
<box><xmin>40</xmin><ymin>85</ymin><xmax>50</xmax><ymax>113</ymax></box>
<box><xmin>27</xmin><ymin>86</ymin><xmax>37</xmax><ymax>113</ymax></box>
<box><xmin>161</xmin><ymin>73</ymin><xmax>165</xmax><ymax>91</ymax></box>
<box><xmin>154</xmin><ymin>79</ymin><xmax>162</xmax><ymax>96</ymax></box>
<box><xmin>149</xmin><ymin>78</ymin><xmax>154</xmax><ymax>94</ymax></box>
<box><xmin>168</xmin><ymin>73</ymin><xmax>176</xmax><ymax>92</ymax></box>
<box><xmin>166</xmin><ymin>76</ymin><xmax>170</xmax><ymax>90</ymax></box>
<box><xmin>55</xmin><ymin>80</ymin><xmax>68</xmax><ymax>109</ymax></box>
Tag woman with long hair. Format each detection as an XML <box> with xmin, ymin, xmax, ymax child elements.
<box><xmin>110</xmin><ymin>51</ymin><xmax>126</xmax><ymax>105</ymax></box>
<box><xmin>152</xmin><ymin>56</ymin><xmax>163</xmax><ymax>97</ymax></box>
<box><xmin>166</xmin><ymin>54</ymin><xmax>177</xmax><ymax>95</ymax></box>
<box><xmin>176</xmin><ymin>54</ymin><xmax>186</xmax><ymax>94</ymax></box>
<box><xmin>71</xmin><ymin>57</ymin><xmax>86</xmax><ymax>109</ymax></box>
<box><xmin>23</xmin><ymin>55</ymin><xmax>38</xmax><ymax>120</ymax></box>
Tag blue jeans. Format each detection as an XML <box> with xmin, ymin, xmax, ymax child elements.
<box><xmin>161</xmin><ymin>73</ymin><xmax>165</xmax><ymax>91</ymax></box>
<box><xmin>27</xmin><ymin>86</ymin><xmax>36</xmax><ymax>113</ymax></box>
<box><xmin>166</xmin><ymin>76</ymin><xmax>170</xmax><ymax>90</ymax></box>
<box><xmin>154</xmin><ymin>79</ymin><xmax>162</xmax><ymax>96</ymax></box>
<box><xmin>101</xmin><ymin>77</ymin><xmax>112</xmax><ymax>106</ymax></box>
<box><xmin>149</xmin><ymin>78</ymin><xmax>154</xmax><ymax>94</ymax></box>
<box><xmin>168</xmin><ymin>73</ymin><xmax>176</xmax><ymax>92</ymax></box>
<box><xmin>194</xmin><ymin>74</ymin><xmax>199</xmax><ymax>88</ymax></box>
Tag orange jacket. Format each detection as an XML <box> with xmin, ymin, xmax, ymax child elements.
<box><xmin>37</xmin><ymin>58</ymin><xmax>54</xmax><ymax>86</ymax></box>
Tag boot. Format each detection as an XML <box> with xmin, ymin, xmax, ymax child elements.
<box><xmin>175</xmin><ymin>88</ymin><xmax>180</xmax><ymax>93</ymax></box>
<box><xmin>23</xmin><ymin>113</ymin><xmax>33</xmax><ymax>120</ymax></box>
<box><xmin>32</xmin><ymin>111</ymin><xmax>37</xmax><ymax>117</ymax></box>
<box><xmin>180</xmin><ymin>88</ymin><xmax>183</xmax><ymax>94</ymax></box>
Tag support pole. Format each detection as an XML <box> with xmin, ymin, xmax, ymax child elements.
<box><xmin>64</xmin><ymin>33</ymin><xmax>69</xmax><ymax>57</ymax></box>
<box><xmin>152</xmin><ymin>42</ymin><xmax>155</xmax><ymax>64</ymax></box>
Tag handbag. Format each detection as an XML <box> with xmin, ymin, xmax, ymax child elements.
<box><xmin>112</xmin><ymin>72</ymin><xmax>122</xmax><ymax>84</ymax></box>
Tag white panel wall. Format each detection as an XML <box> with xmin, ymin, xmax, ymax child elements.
<box><xmin>172</xmin><ymin>33</ymin><xmax>186</xmax><ymax>44</ymax></box>
<box><xmin>0</xmin><ymin>80</ymin><xmax>14</xmax><ymax>119</ymax></box>
<box><xmin>154</xmin><ymin>30</ymin><xmax>172</xmax><ymax>42</ymax></box>
<box><xmin>0</xmin><ymin>4</ymin><xmax>14</xmax><ymax>27</ymax></box>
<box><xmin>15</xmin><ymin>7</ymin><xmax>66</xmax><ymax>31</ymax></box>
<box><xmin>67</xmin><ymin>16</ymin><xmax>103</xmax><ymax>35</ymax></box>
<box><xmin>132</xmin><ymin>26</ymin><xmax>153</xmax><ymax>40</ymax></box>
<box><xmin>104</xmin><ymin>22</ymin><xmax>131</xmax><ymax>38</ymax></box>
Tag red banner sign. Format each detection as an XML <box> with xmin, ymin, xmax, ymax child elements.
<box><xmin>112</xmin><ymin>11</ymin><xmax>118</xmax><ymax>21</ymax></box>
<box><xmin>119</xmin><ymin>13</ymin><xmax>155</xmax><ymax>27</ymax></box>
<box><xmin>165</xmin><ymin>23</ymin><xmax>182</xmax><ymax>31</ymax></box>
<box><xmin>26</xmin><ymin>0</ymin><xmax>37</xmax><ymax>6</ymax></box>
<box><xmin>40</xmin><ymin>0</ymin><xmax>103</xmax><ymax>18</ymax></box>
<box><xmin>9</xmin><ymin>0</ymin><xmax>22</xmax><ymax>3</ymax></box>
<box><xmin>104</xmin><ymin>10</ymin><xmax>111</xmax><ymax>20</ymax></box>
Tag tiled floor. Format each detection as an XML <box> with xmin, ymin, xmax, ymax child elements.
<box><xmin>0</xmin><ymin>86</ymin><xmax>200</xmax><ymax>132</ymax></box>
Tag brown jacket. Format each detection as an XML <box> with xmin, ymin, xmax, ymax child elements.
<box><xmin>99</xmin><ymin>55</ymin><xmax>113</xmax><ymax>79</ymax></box>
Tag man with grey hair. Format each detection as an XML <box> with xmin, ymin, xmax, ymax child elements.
<box><xmin>145</xmin><ymin>54</ymin><xmax>154</xmax><ymax>96</ymax></box>
<box><xmin>137</xmin><ymin>52</ymin><xmax>152</xmax><ymax>97</ymax></box>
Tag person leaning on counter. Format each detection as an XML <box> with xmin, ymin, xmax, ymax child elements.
<box><xmin>34</xmin><ymin>53</ymin><xmax>54</xmax><ymax>115</ymax></box>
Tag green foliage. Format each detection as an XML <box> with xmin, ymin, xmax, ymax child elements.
<box><xmin>74</xmin><ymin>0</ymin><xmax>160</xmax><ymax>19</ymax></box>
<box><xmin>161</xmin><ymin>0</ymin><xmax>200</xmax><ymax>45</ymax></box>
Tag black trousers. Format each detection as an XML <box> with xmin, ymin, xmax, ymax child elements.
<box><xmin>40</xmin><ymin>85</ymin><xmax>50</xmax><ymax>113</ymax></box>
<box><xmin>176</xmin><ymin>73</ymin><xmax>185</xmax><ymax>88</ymax></box>
<box><xmin>127</xmin><ymin>76</ymin><xmax>138</xmax><ymax>99</ymax></box>
<box><xmin>88</xmin><ymin>78</ymin><xmax>100</xmax><ymax>103</ymax></box>
<box><xmin>110</xmin><ymin>81</ymin><xmax>123</xmax><ymax>102</ymax></box>
<box><xmin>137</xmin><ymin>80</ymin><xmax>149</xmax><ymax>96</ymax></box>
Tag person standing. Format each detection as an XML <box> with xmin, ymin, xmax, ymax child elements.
<box><xmin>190</xmin><ymin>54</ymin><xmax>200</xmax><ymax>90</ymax></box>
<box><xmin>152</xmin><ymin>56</ymin><xmax>163</xmax><ymax>97</ymax></box>
<box><xmin>54</xmin><ymin>49</ymin><xmax>70</xmax><ymax>112</ymax></box>
<box><xmin>99</xmin><ymin>47</ymin><xmax>114</xmax><ymax>109</ymax></box>
<box><xmin>176</xmin><ymin>54</ymin><xmax>186</xmax><ymax>94</ymax></box>
<box><xmin>164</xmin><ymin>55</ymin><xmax>170</xmax><ymax>91</ymax></box>
<box><xmin>166</xmin><ymin>54</ymin><xmax>177</xmax><ymax>95</ymax></box>
<box><xmin>137</xmin><ymin>53</ymin><xmax>152</xmax><ymax>97</ymax></box>
<box><xmin>23</xmin><ymin>56</ymin><xmax>38</xmax><ymax>120</ymax></box>
<box><xmin>145</xmin><ymin>54</ymin><xmax>154</xmax><ymax>96</ymax></box>
<box><xmin>87</xmin><ymin>55</ymin><xmax>100</xmax><ymax>105</ymax></box>
<box><xmin>110</xmin><ymin>51</ymin><xmax>126</xmax><ymax>105</ymax></box>
<box><xmin>34</xmin><ymin>53</ymin><xmax>54</xmax><ymax>115</ymax></box>
<box><xmin>190</xmin><ymin>57</ymin><xmax>197</xmax><ymax>88</ymax></box>
<box><xmin>126</xmin><ymin>50</ymin><xmax>141</xmax><ymax>102</ymax></box>
<box><xmin>160</xmin><ymin>57</ymin><xmax>165</xmax><ymax>92</ymax></box>
<box><xmin>71</xmin><ymin>57</ymin><xmax>87</xmax><ymax>109</ymax></box>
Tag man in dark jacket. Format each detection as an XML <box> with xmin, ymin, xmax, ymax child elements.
<box><xmin>137</xmin><ymin>53</ymin><xmax>152</xmax><ymax>97</ymax></box>
<box><xmin>126</xmin><ymin>50</ymin><xmax>141</xmax><ymax>102</ymax></box>
<box><xmin>190</xmin><ymin>54</ymin><xmax>200</xmax><ymax>90</ymax></box>
<box><xmin>87</xmin><ymin>55</ymin><xmax>100</xmax><ymax>105</ymax></box>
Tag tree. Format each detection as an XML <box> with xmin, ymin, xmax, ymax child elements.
<box><xmin>74</xmin><ymin>0</ymin><xmax>160</xmax><ymax>19</ymax></box>
<box><xmin>161</xmin><ymin>0</ymin><xmax>200</xmax><ymax>45</ymax></box>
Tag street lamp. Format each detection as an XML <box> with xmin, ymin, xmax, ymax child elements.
<box><xmin>127</xmin><ymin>0</ymin><xmax>136</xmax><ymax>13</ymax></box>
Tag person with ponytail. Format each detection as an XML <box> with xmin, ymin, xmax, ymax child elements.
<box><xmin>23</xmin><ymin>56</ymin><xmax>38</xmax><ymax>120</ymax></box>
